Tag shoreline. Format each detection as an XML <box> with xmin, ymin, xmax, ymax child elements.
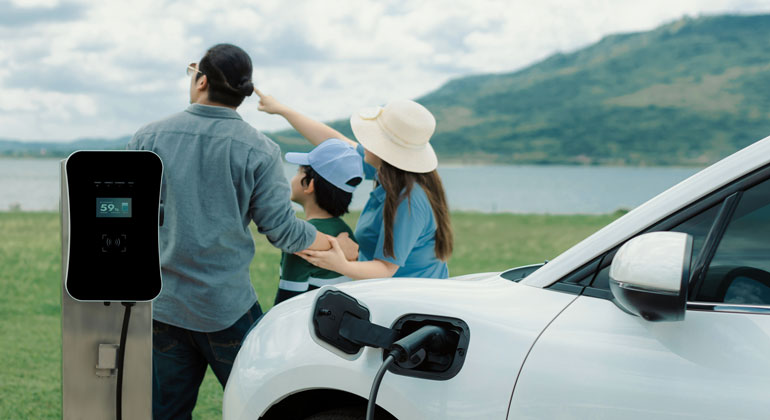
<box><xmin>0</xmin><ymin>154</ymin><xmax>708</xmax><ymax>169</ymax></box>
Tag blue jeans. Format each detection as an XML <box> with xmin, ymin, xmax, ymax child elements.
<box><xmin>152</xmin><ymin>302</ymin><xmax>262</xmax><ymax>420</ymax></box>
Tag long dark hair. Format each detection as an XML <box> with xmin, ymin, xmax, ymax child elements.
<box><xmin>378</xmin><ymin>161</ymin><xmax>453</xmax><ymax>261</ymax></box>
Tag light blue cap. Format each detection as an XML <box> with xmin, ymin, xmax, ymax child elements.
<box><xmin>285</xmin><ymin>138</ymin><xmax>364</xmax><ymax>193</ymax></box>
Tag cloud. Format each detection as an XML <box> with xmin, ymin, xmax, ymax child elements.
<box><xmin>0</xmin><ymin>87</ymin><xmax>99</xmax><ymax>139</ymax></box>
<box><xmin>249</xmin><ymin>26</ymin><xmax>329</xmax><ymax>65</ymax></box>
<box><xmin>0</xmin><ymin>1</ymin><xmax>84</xmax><ymax>27</ymax></box>
<box><xmin>2</xmin><ymin>0</ymin><xmax>770</xmax><ymax>141</ymax></box>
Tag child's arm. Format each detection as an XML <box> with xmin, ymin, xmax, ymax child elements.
<box><xmin>296</xmin><ymin>237</ymin><xmax>398</xmax><ymax>280</ymax></box>
<box><xmin>255</xmin><ymin>89</ymin><xmax>357</xmax><ymax>148</ymax></box>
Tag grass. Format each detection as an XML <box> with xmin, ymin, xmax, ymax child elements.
<box><xmin>0</xmin><ymin>210</ymin><xmax>620</xmax><ymax>419</ymax></box>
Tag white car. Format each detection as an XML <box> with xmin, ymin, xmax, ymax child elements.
<box><xmin>223</xmin><ymin>136</ymin><xmax>770</xmax><ymax>420</ymax></box>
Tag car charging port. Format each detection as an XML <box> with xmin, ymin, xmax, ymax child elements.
<box><xmin>311</xmin><ymin>291</ymin><xmax>470</xmax><ymax>380</ymax></box>
<box><xmin>311</xmin><ymin>290</ymin><xmax>471</xmax><ymax>420</ymax></box>
<box><xmin>387</xmin><ymin>314</ymin><xmax>470</xmax><ymax>381</ymax></box>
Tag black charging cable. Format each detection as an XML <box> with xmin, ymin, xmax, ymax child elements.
<box><xmin>365</xmin><ymin>325</ymin><xmax>450</xmax><ymax>420</ymax></box>
<box><xmin>116</xmin><ymin>302</ymin><xmax>135</xmax><ymax>420</ymax></box>
<box><xmin>366</xmin><ymin>352</ymin><xmax>397</xmax><ymax>420</ymax></box>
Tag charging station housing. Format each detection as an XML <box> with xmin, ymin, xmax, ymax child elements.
<box><xmin>61</xmin><ymin>150</ymin><xmax>163</xmax><ymax>419</ymax></box>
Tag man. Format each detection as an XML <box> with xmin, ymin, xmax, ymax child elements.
<box><xmin>127</xmin><ymin>43</ymin><xmax>336</xmax><ymax>419</ymax></box>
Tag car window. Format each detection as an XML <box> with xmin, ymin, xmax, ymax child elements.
<box><xmin>694</xmin><ymin>178</ymin><xmax>770</xmax><ymax>305</ymax></box>
<box><xmin>590</xmin><ymin>204</ymin><xmax>720</xmax><ymax>290</ymax></box>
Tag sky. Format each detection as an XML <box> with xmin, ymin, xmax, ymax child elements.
<box><xmin>2</xmin><ymin>0</ymin><xmax>769</xmax><ymax>142</ymax></box>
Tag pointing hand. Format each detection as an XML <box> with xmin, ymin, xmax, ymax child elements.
<box><xmin>254</xmin><ymin>88</ymin><xmax>285</xmax><ymax>115</ymax></box>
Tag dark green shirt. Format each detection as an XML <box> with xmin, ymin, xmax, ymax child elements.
<box><xmin>275</xmin><ymin>217</ymin><xmax>356</xmax><ymax>305</ymax></box>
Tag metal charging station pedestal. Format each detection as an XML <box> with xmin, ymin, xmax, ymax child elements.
<box><xmin>60</xmin><ymin>151</ymin><xmax>162</xmax><ymax>419</ymax></box>
<box><xmin>60</xmin><ymin>282</ymin><xmax>152</xmax><ymax>419</ymax></box>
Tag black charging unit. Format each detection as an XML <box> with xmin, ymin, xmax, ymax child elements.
<box><xmin>64</xmin><ymin>150</ymin><xmax>163</xmax><ymax>302</ymax></box>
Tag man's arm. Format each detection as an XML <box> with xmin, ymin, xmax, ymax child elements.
<box><xmin>305</xmin><ymin>231</ymin><xmax>331</xmax><ymax>250</ymax></box>
<box><xmin>248</xmin><ymin>147</ymin><xmax>320</xmax><ymax>253</ymax></box>
<box><xmin>303</xmin><ymin>232</ymin><xmax>357</xmax><ymax>257</ymax></box>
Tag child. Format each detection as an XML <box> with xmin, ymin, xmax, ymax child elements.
<box><xmin>274</xmin><ymin>138</ymin><xmax>364</xmax><ymax>305</ymax></box>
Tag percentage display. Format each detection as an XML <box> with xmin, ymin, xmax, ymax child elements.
<box><xmin>96</xmin><ymin>198</ymin><xmax>132</xmax><ymax>218</ymax></box>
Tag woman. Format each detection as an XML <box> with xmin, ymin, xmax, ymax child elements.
<box><xmin>256</xmin><ymin>89</ymin><xmax>453</xmax><ymax>279</ymax></box>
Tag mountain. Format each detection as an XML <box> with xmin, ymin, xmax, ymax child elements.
<box><xmin>4</xmin><ymin>14</ymin><xmax>770</xmax><ymax>165</ymax></box>
<box><xmin>272</xmin><ymin>13</ymin><xmax>770</xmax><ymax>166</ymax></box>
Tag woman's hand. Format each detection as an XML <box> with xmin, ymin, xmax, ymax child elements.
<box><xmin>296</xmin><ymin>236</ymin><xmax>349</xmax><ymax>274</ymax></box>
<box><xmin>336</xmin><ymin>232</ymin><xmax>359</xmax><ymax>261</ymax></box>
<box><xmin>254</xmin><ymin>88</ymin><xmax>286</xmax><ymax>115</ymax></box>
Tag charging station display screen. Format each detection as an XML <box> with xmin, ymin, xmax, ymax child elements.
<box><xmin>96</xmin><ymin>198</ymin><xmax>132</xmax><ymax>218</ymax></box>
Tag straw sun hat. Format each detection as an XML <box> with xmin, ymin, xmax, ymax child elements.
<box><xmin>350</xmin><ymin>99</ymin><xmax>438</xmax><ymax>173</ymax></box>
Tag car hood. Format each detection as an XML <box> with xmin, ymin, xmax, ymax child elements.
<box><xmin>316</xmin><ymin>274</ymin><xmax>521</xmax><ymax>318</ymax></box>
<box><xmin>447</xmin><ymin>271</ymin><xmax>502</xmax><ymax>282</ymax></box>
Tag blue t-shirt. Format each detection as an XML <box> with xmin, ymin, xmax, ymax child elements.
<box><xmin>355</xmin><ymin>145</ymin><xmax>449</xmax><ymax>279</ymax></box>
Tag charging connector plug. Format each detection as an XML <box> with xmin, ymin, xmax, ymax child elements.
<box><xmin>367</xmin><ymin>325</ymin><xmax>452</xmax><ymax>420</ymax></box>
<box><xmin>387</xmin><ymin>325</ymin><xmax>452</xmax><ymax>364</ymax></box>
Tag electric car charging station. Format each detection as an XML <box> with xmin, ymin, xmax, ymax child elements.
<box><xmin>61</xmin><ymin>150</ymin><xmax>163</xmax><ymax>419</ymax></box>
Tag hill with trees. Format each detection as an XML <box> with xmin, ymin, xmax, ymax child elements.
<box><xmin>272</xmin><ymin>14</ymin><xmax>770</xmax><ymax>165</ymax></box>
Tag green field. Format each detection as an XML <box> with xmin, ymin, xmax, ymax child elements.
<box><xmin>0</xmin><ymin>210</ymin><xmax>620</xmax><ymax>419</ymax></box>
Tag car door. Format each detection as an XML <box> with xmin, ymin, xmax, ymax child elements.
<box><xmin>507</xmin><ymin>171</ymin><xmax>770</xmax><ymax>419</ymax></box>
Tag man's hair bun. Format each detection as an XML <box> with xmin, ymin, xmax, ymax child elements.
<box><xmin>237</xmin><ymin>77</ymin><xmax>254</xmax><ymax>96</ymax></box>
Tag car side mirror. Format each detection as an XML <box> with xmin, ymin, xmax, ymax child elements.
<box><xmin>609</xmin><ymin>232</ymin><xmax>693</xmax><ymax>322</ymax></box>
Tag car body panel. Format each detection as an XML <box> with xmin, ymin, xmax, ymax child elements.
<box><xmin>509</xmin><ymin>295</ymin><xmax>770</xmax><ymax>419</ymax></box>
<box><xmin>223</xmin><ymin>136</ymin><xmax>770</xmax><ymax>419</ymax></box>
<box><xmin>223</xmin><ymin>277</ymin><xmax>576</xmax><ymax>420</ymax></box>
<box><xmin>522</xmin><ymin>134</ymin><xmax>770</xmax><ymax>289</ymax></box>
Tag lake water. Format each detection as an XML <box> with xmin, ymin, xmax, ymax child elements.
<box><xmin>0</xmin><ymin>158</ymin><xmax>700</xmax><ymax>214</ymax></box>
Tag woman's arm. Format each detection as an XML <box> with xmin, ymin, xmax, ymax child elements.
<box><xmin>296</xmin><ymin>237</ymin><xmax>399</xmax><ymax>280</ymax></box>
<box><xmin>255</xmin><ymin>88</ymin><xmax>357</xmax><ymax>148</ymax></box>
<box><xmin>340</xmin><ymin>259</ymin><xmax>399</xmax><ymax>280</ymax></box>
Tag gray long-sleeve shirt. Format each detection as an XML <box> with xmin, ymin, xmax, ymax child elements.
<box><xmin>127</xmin><ymin>103</ymin><xmax>316</xmax><ymax>332</ymax></box>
